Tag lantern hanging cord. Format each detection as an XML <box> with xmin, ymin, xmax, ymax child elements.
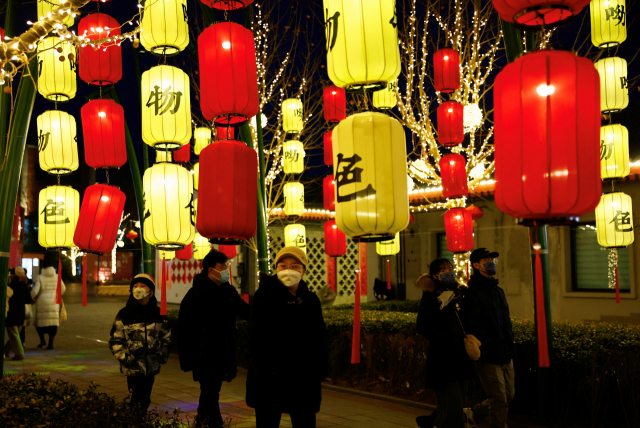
<box><xmin>57</xmin><ymin>174</ymin><xmax>60</xmax><ymax>185</ymax></box>
<box><xmin>106</xmin><ymin>170</ymin><xmax>109</xmax><ymax>184</ymax></box>
<box><xmin>99</xmin><ymin>85</ymin><xmax>102</xmax><ymax>99</ymax></box>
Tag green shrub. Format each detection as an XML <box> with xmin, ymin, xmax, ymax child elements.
<box><xmin>324</xmin><ymin>300</ymin><xmax>421</xmax><ymax>313</ymax></box>
<box><xmin>0</xmin><ymin>374</ymin><xmax>187</xmax><ymax>428</ymax></box>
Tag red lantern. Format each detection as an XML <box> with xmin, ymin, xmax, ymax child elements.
<box><xmin>81</xmin><ymin>99</ymin><xmax>127</xmax><ymax>169</ymax></box>
<box><xmin>74</xmin><ymin>184</ymin><xmax>126</xmax><ymax>254</ymax></box>
<box><xmin>173</xmin><ymin>143</ymin><xmax>191</xmax><ymax>163</ymax></box>
<box><xmin>196</xmin><ymin>140</ymin><xmax>257</xmax><ymax>244</ymax></box>
<box><xmin>492</xmin><ymin>0</ymin><xmax>590</xmax><ymax>28</ymax></box>
<box><xmin>324</xmin><ymin>85</ymin><xmax>346</xmax><ymax>123</ymax></box>
<box><xmin>176</xmin><ymin>244</ymin><xmax>193</xmax><ymax>260</ymax></box>
<box><xmin>444</xmin><ymin>208</ymin><xmax>474</xmax><ymax>253</ymax></box>
<box><xmin>0</xmin><ymin>28</ymin><xmax>4</xmax><ymax>42</ymax></box>
<box><xmin>126</xmin><ymin>230</ymin><xmax>138</xmax><ymax>242</ymax></box>
<box><xmin>324</xmin><ymin>131</ymin><xmax>333</xmax><ymax>166</ymax></box>
<box><xmin>218</xmin><ymin>244</ymin><xmax>237</xmax><ymax>259</ymax></box>
<box><xmin>216</xmin><ymin>126</ymin><xmax>234</xmax><ymax>140</ymax></box>
<box><xmin>439</xmin><ymin>153</ymin><xmax>468</xmax><ymax>199</ymax></box>
<box><xmin>203</xmin><ymin>0</ymin><xmax>253</xmax><ymax>10</ymax></box>
<box><xmin>433</xmin><ymin>48</ymin><xmax>460</xmax><ymax>93</ymax></box>
<box><xmin>409</xmin><ymin>214</ymin><xmax>415</xmax><ymax>225</ymax></box>
<box><xmin>323</xmin><ymin>175</ymin><xmax>335</xmax><ymax>211</ymax></box>
<box><xmin>437</xmin><ymin>101</ymin><xmax>464</xmax><ymax>146</ymax></box>
<box><xmin>324</xmin><ymin>220</ymin><xmax>346</xmax><ymax>257</ymax></box>
<box><xmin>199</xmin><ymin>22</ymin><xmax>259</xmax><ymax>126</ymax></box>
<box><xmin>494</xmin><ymin>50</ymin><xmax>601</xmax><ymax>220</ymax></box>
<box><xmin>466</xmin><ymin>205</ymin><xmax>484</xmax><ymax>221</ymax></box>
<box><xmin>78</xmin><ymin>13</ymin><xmax>122</xmax><ymax>86</ymax></box>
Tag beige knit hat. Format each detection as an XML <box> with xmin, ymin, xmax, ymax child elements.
<box><xmin>275</xmin><ymin>246</ymin><xmax>308</xmax><ymax>268</ymax></box>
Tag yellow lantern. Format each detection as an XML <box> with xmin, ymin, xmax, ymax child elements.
<box><xmin>37</xmin><ymin>0</ymin><xmax>73</xmax><ymax>27</ymax></box>
<box><xmin>282</xmin><ymin>140</ymin><xmax>305</xmax><ymax>174</ymax></box>
<box><xmin>37</xmin><ymin>110</ymin><xmax>79</xmax><ymax>175</ymax></box>
<box><xmin>596</xmin><ymin>192</ymin><xmax>634</xmax><ymax>248</ymax></box>
<box><xmin>283</xmin><ymin>182</ymin><xmax>304</xmax><ymax>216</ymax></box>
<box><xmin>142</xmin><ymin>65</ymin><xmax>192</xmax><ymax>150</ymax></box>
<box><xmin>161</xmin><ymin>251</ymin><xmax>175</xmax><ymax>261</ymax></box>
<box><xmin>155</xmin><ymin>149</ymin><xmax>171</xmax><ymax>163</ymax></box>
<box><xmin>193</xmin><ymin>233</ymin><xmax>211</xmax><ymax>260</ymax></box>
<box><xmin>590</xmin><ymin>0</ymin><xmax>627</xmax><ymax>48</ymax></box>
<box><xmin>37</xmin><ymin>37</ymin><xmax>77</xmax><ymax>102</ymax></box>
<box><xmin>373</xmin><ymin>80</ymin><xmax>397</xmax><ymax>110</ymax></box>
<box><xmin>595</xmin><ymin>57</ymin><xmax>629</xmax><ymax>113</ymax></box>
<box><xmin>600</xmin><ymin>124</ymin><xmax>629</xmax><ymax>180</ymax></box>
<box><xmin>194</xmin><ymin>127</ymin><xmax>212</xmax><ymax>155</ymax></box>
<box><xmin>284</xmin><ymin>224</ymin><xmax>307</xmax><ymax>253</ymax></box>
<box><xmin>323</xmin><ymin>0</ymin><xmax>401</xmax><ymax>92</ymax></box>
<box><xmin>282</xmin><ymin>98</ymin><xmax>303</xmax><ymax>133</ymax></box>
<box><xmin>143</xmin><ymin>162</ymin><xmax>195</xmax><ymax>250</ymax></box>
<box><xmin>193</xmin><ymin>162</ymin><xmax>199</xmax><ymax>190</ymax></box>
<box><xmin>333</xmin><ymin>112</ymin><xmax>409</xmax><ymax>241</ymax></box>
<box><xmin>376</xmin><ymin>232</ymin><xmax>400</xmax><ymax>256</ymax></box>
<box><xmin>38</xmin><ymin>186</ymin><xmax>80</xmax><ymax>249</ymax></box>
<box><xmin>140</xmin><ymin>0</ymin><xmax>189</xmax><ymax>56</ymax></box>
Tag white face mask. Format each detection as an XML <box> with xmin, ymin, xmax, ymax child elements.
<box><xmin>133</xmin><ymin>288</ymin><xmax>150</xmax><ymax>300</ymax></box>
<box><xmin>277</xmin><ymin>270</ymin><xmax>302</xmax><ymax>287</ymax></box>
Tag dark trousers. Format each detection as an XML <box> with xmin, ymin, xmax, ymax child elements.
<box><xmin>434</xmin><ymin>380</ymin><xmax>468</xmax><ymax>428</ymax></box>
<box><xmin>36</xmin><ymin>326</ymin><xmax>57</xmax><ymax>348</ymax></box>
<box><xmin>196</xmin><ymin>378</ymin><xmax>224</xmax><ymax>427</ymax></box>
<box><xmin>127</xmin><ymin>375</ymin><xmax>155</xmax><ymax>411</ymax></box>
<box><xmin>255</xmin><ymin>408</ymin><xmax>316</xmax><ymax>428</ymax></box>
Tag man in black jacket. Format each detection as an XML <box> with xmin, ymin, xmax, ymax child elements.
<box><xmin>178</xmin><ymin>249</ymin><xmax>250</xmax><ymax>428</ymax></box>
<box><xmin>4</xmin><ymin>268</ymin><xmax>30</xmax><ymax>361</ymax></box>
<box><xmin>460</xmin><ymin>248</ymin><xmax>516</xmax><ymax>428</ymax></box>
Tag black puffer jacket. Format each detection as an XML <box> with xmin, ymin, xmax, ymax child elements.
<box><xmin>460</xmin><ymin>272</ymin><xmax>516</xmax><ymax>365</ymax></box>
<box><xmin>416</xmin><ymin>277</ymin><xmax>475</xmax><ymax>388</ymax></box>
<box><xmin>246</xmin><ymin>272</ymin><xmax>327</xmax><ymax>414</ymax></box>
<box><xmin>6</xmin><ymin>277</ymin><xmax>30</xmax><ymax>328</ymax></box>
<box><xmin>178</xmin><ymin>272</ymin><xmax>250</xmax><ymax>382</ymax></box>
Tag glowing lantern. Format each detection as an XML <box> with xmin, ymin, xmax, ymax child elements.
<box><xmin>324</xmin><ymin>220</ymin><xmax>346</xmax><ymax>257</ymax></box>
<box><xmin>74</xmin><ymin>184</ymin><xmax>126</xmax><ymax>254</ymax></box>
<box><xmin>37</xmin><ymin>0</ymin><xmax>73</xmax><ymax>27</ymax></box>
<box><xmin>283</xmin><ymin>182</ymin><xmax>304</xmax><ymax>216</ymax></box>
<box><xmin>466</xmin><ymin>205</ymin><xmax>484</xmax><ymax>221</ymax></box>
<box><xmin>198</xmin><ymin>21</ymin><xmax>259</xmax><ymax>126</ymax></box>
<box><xmin>323</xmin><ymin>175</ymin><xmax>335</xmax><ymax>211</ymax></box>
<box><xmin>600</xmin><ymin>124</ymin><xmax>629</xmax><ymax>180</ymax></box>
<box><xmin>444</xmin><ymin>208</ymin><xmax>474</xmax><ymax>253</ymax></box>
<box><xmin>595</xmin><ymin>57</ymin><xmax>629</xmax><ymax>113</ymax></box>
<box><xmin>216</xmin><ymin>126</ymin><xmax>234</xmax><ymax>140</ymax></box>
<box><xmin>324</xmin><ymin>85</ymin><xmax>346</xmax><ymax>122</ymax></box>
<box><xmin>194</xmin><ymin>127</ymin><xmax>212</xmax><ymax>155</ymax></box>
<box><xmin>141</xmin><ymin>65</ymin><xmax>192</xmax><ymax>150</ymax></box>
<box><xmin>176</xmin><ymin>244</ymin><xmax>193</xmax><ymax>260</ymax></box>
<box><xmin>81</xmin><ymin>99</ymin><xmax>126</xmax><ymax>169</ymax></box>
<box><xmin>38</xmin><ymin>186</ymin><xmax>80</xmax><ymax>249</ymax></box>
<box><xmin>437</xmin><ymin>101</ymin><xmax>464</xmax><ymax>146</ymax></box>
<box><xmin>173</xmin><ymin>143</ymin><xmax>191</xmax><ymax>163</ymax></box>
<box><xmin>333</xmin><ymin>112</ymin><xmax>409</xmax><ymax>241</ymax></box>
<box><xmin>284</xmin><ymin>224</ymin><xmax>306</xmax><ymax>253</ymax></box>
<box><xmin>197</xmin><ymin>141</ymin><xmax>257</xmax><ymax>244</ymax></box>
<box><xmin>37</xmin><ymin>37</ymin><xmax>76</xmax><ymax>102</ymax></box>
<box><xmin>323</xmin><ymin>0</ymin><xmax>401</xmax><ymax>92</ymax></box>
<box><xmin>37</xmin><ymin>110</ymin><xmax>79</xmax><ymax>175</ymax></box>
<box><xmin>193</xmin><ymin>233</ymin><xmax>211</xmax><ymax>261</ymax></box>
<box><xmin>193</xmin><ymin>163</ymin><xmax>199</xmax><ymax>190</ymax></box>
<box><xmin>282</xmin><ymin>140</ymin><xmax>304</xmax><ymax>174</ymax></box>
<box><xmin>591</xmin><ymin>0</ymin><xmax>627</xmax><ymax>47</ymax></box>
<box><xmin>439</xmin><ymin>154</ymin><xmax>468</xmax><ymax>199</ymax></box>
<box><xmin>161</xmin><ymin>251</ymin><xmax>175</xmax><ymax>261</ymax></box>
<box><xmin>140</xmin><ymin>0</ymin><xmax>189</xmax><ymax>55</ymax></box>
<box><xmin>492</xmin><ymin>0</ymin><xmax>591</xmax><ymax>28</ymax></box>
<box><xmin>126</xmin><ymin>230</ymin><xmax>138</xmax><ymax>242</ymax></box>
<box><xmin>143</xmin><ymin>163</ymin><xmax>195</xmax><ymax>251</ymax></box>
<box><xmin>218</xmin><ymin>244</ymin><xmax>237</xmax><ymax>259</ymax></box>
<box><xmin>324</xmin><ymin>131</ymin><xmax>333</xmax><ymax>166</ymax></box>
<box><xmin>376</xmin><ymin>233</ymin><xmax>400</xmax><ymax>256</ymax></box>
<box><xmin>373</xmin><ymin>81</ymin><xmax>397</xmax><ymax>110</ymax></box>
<box><xmin>494</xmin><ymin>49</ymin><xmax>601</xmax><ymax>220</ymax></box>
<box><xmin>203</xmin><ymin>0</ymin><xmax>254</xmax><ymax>9</ymax></box>
<box><xmin>433</xmin><ymin>48</ymin><xmax>460</xmax><ymax>93</ymax></box>
<box><xmin>78</xmin><ymin>14</ymin><xmax>122</xmax><ymax>86</ymax></box>
<box><xmin>282</xmin><ymin>99</ymin><xmax>303</xmax><ymax>133</ymax></box>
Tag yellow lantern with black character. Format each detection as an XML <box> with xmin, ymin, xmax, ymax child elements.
<box><xmin>373</xmin><ymin>80</ymin><xmax>398</xmax><ymax>110</ymax></box>
<box><xmin>283</xmin><ymin>182</ymin><xmax>304</xmax><ymax>216</ymax></box>
<box><xmin>37</xmin><ymin>110</ymin><xmax>79</xmax><ymax>175</ymax></box>
<box><xmin>282</xmin><ymin>99</ymin><xmax>303</xmax><ymax>133</ymax></box>
<box><xmin>600</xmin><ymin>124</ymin><xmax>629</xmax><ymax>180</ymax></box>
<box><xmin>284</xmin><ymin>224</ymin><xmax>307</xmax><ymax>253</ymax></box>
<box><xmin>140</xmin><ymin>0</ymin><xmax>189</xmax><ymax>56</ymax></box>
<box><xmin>282</xmin><ymin>140</ymin><xmax>304</xmax><ymax>174</ymax></box>
<box><xmin>38</xmin><ymin>186</ymin><xmax>80</xmax><ymax>249</ymax></box>
<box><xmin>590</xmin><ymin>0</ymin><xmax>627</xmax><ymax>48</ymax></box>
<box><xmin>193</xmin><ymin>233</ymin><xmax>211</xmax><ymax>260</ymax></box>
<box><xmin>595</xmin><ymin>57</ymin><xmax>629</xmax><ymax>113</ymax></box>
<box><xmin>37</xmin><ymin>0</ymin><xmax>73</xmax><ymax>27</ymax></box>
<box><xmin>37</xmin><ymin>37</ymin><xmax>77</xmax><ymax>102</ymax></box>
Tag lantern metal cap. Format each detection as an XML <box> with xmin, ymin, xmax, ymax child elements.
<box><xmin>357</xmin><ymin>233</ymin><xmax>396</xmax><ymax>243</ymax></box>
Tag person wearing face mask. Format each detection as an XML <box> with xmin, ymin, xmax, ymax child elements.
<box><xmin>246</xmin><ymin>246</ymin><xmax>327</xmax><ymax>428</ymax></box>
<box><xmin>415</xmin><ymin>258</ymin><xmax>475</xmax><ymax>428</ymax></box>
<box><xmin>178</xmin><ymin>249</ymin><xmax>250</xmax><ymax>428</ymax></box>
<box><xmin>108</xmin><ymin>274</ymin><xmax>172</xmax><ymax>412</ymax></box>
<box><xmin>460</xmin><ymin>248</ymin><xmax>515</xmax><ymax>428</ymax></box>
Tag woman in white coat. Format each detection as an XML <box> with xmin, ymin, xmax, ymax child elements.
<box><xmin>31</xmin><ymin>260</ymin><xmax>66</xmax><ymax>350</ymax></box>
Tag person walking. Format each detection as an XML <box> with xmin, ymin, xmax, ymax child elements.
<box><xmin>4</xmin><ymin>268</ymin><xmax>30</xmax><ymax>360</ymax></box>
<box><xmin>178</xmin><ymin>249</ymin><xmax>250</xmax><ymax>428</ymax></box>
<box><xmin>460</xmin><ymin>248</ymin><xmax>516</xmax><ymax>428</ymax></box>
<box><xmin>109</xmin><ymin>274</ymin><xmax>171</xmax><ymax>412</ymax></box>
<box><xmin>416</xmin><ymin>258</ymin><xmax>476</xmax><ymax>428</ymax></box>
<box><xmin>30</xmin><ymin>260</ymin><xmax>65</xmax><ymax>350</ymax></box>
<box><xmin>246</xmin><ymin>247</ymin><xmax>328</xmax><ymax>428</ymax></box>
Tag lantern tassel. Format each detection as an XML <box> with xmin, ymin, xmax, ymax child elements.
<box><xmin>351</xmin><ymin>271</ymin><xmax>361</xmax><ymax>364</ymax></box>
<box><xmin>534</xmin><ymin>247</ymin><xmax>550</xmax><ymax>368</ymax></box>
<box><xmin>82</xmin><ymin>255</ymin><xmax>87</xmax><ymax>307</ymax></box>
<box><xmin>55</xmin><ymin>250</ymin><xmax>63</xmax><ymax>305</ymax></box>
<box><xmin>386</xmin><ymin>259</ymin><xmax>391</xmax><ymax>290</ymax></box>
<box><xmin>615</xmin><ymin>265</ymin><xmax>621</xmax><ymax>304</ymax></box>
<box><xmin>160</xmin><ymin>256</ymin><xmax>167</xmax><ymax>316</ymax></box>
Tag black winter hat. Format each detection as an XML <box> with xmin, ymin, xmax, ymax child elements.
<box><xmin>130</xmin><ymin>273</ymin><xmax>156</xmax><ymax>293</ymax></box>
<box><xmin>470</xmin><ymin>248</ymin><xmax>499</xmax><ymax>265</ymax></box>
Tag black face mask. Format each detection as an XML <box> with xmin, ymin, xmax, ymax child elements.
<box><xmin>483</xmin><ymin>261</ymin><xmax>497</xmax><ymax>276</ymax></box>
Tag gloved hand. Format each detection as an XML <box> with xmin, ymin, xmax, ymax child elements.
<box><xmin>438</xmin><ymin>290</ymin><xmax>456</xmax><ymax>310</ymax></box>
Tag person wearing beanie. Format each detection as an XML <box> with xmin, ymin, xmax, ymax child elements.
<box><xmin>108</xmin><ymin>273</ymin><xmax>172</xmax><ymax>412</ymax></box>
<box><xmin>178</xmin><ymin>248</ymin><xmax>250</xmax><ymax>428</ymax></box>
<box><xmin>246</xmin><ymin>246</ymin><xmax>328</xmax><ymax>428</ymax></box>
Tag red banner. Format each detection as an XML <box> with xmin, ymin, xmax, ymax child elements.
<box><xmin>327</xmin><ymin>256</ymin><xmax>336</xmax><ymax>292</ymax></box>
<box><xmin>359</xmin><ymin>242</ymin><xmax>367</xmax><ymax>295</ymax></box>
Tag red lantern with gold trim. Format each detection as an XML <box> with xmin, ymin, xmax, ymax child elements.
<box><xmin>324</xmin><ymin>220</ymin><xmax>346</xmax><ymax>257</ymax></box>
<box><xmin>439</xmin><ymin>153</ymin><xmax>468</xmax><ymax>199</ymax></box>
<box><xmin>323</xmin><ymin>175</ymin><xmax>335</xmax><ymax>211</ymax></box>
<box><xmin>324</xmin><ymin>85</ymin><xmax>346</xmax><ymax>123</ymax></box>
<box><xmin>492</xmin><ymin>0</ymin><xmax>590</xmax><ymax>28</ymax></box>
<box><xmin>74</xmin><ymin>184</ymin><xmax>126</xmax><ymax>254</ymax></box>
<box><xmin>218</xmin><ymin>244</ymin><xmax>237</xmax><ymax>259</ymax></box>
<box><xmin>78</xmin><ymin>13</ymin><xmax>122</xmax><ymax>86</ymax></box>
<box><xmin>126</xmin><ymin>230</ymin><xmax>138</xmax><ymax>242</ymax></box>
<box><xmin>323</xmin><ymin>131</ymin><xmax>333</xmax><ymax>166</ymax></box>
<box><xmin>176</xmin><ymin>244</ymin><xmax>193</xmax><ymax>260</ymax></box>
<box><xmin>466</xmin><ymin>205</ymin><xmax>484</xmax><ymax>220</ymax></box>
<box><xmin>81</xmin><ymin>99</ymin><xmax>127</xmax><ymax>169</ymax></box>
<box><xmin>437</xmin><ymin>101</ymin><xmax>464</xmax><ymax>146</ymax></box>
<box><xmin>433</xmin><ymin>48</ymin><xmax>460</xmax><ymax>93</ymax></box>
<box><xmin>216</xmin><ymin>126</ymin><xmax>234</xmax><ymax>140</ymax></box>
<box><xmin>444</xmin><ymin>208</ymin><xmax>474</xmax><ymax>253</ymax></box>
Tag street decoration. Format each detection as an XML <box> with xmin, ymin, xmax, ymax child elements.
<box><xmin>595</xmin><ymin>57</ymin><xmax>629</xmax><ymax>113</ymax></box>
<box><xmin>140</xmin><ymin>0</ymin><xmax>189</xmax><ymax>56</ymax></box>
<box><xmin>284</xmin><ymin>223</ymin><xmax>306</xmax><ymax>253</ymax></box>
<box><xmin>492</xmin><ymin>0</ymin><xmax>591</xmax><ymax>28</ymax></box>
<box><xmin>437</xmin><ymin>101</ymin><xmax>464</xmax><ymax>147</ymax></box>
<box><xmin>466</xmin><ymin>205</ymin><xmax>484</xmax><ymax>221</ymax></box>
<box><xmin>192</xmin><ymin>233</ymin><xmax>210</xmax><ymax>260</ymax></box>
<box><xmin>126</xmin><ymin>229</ymin><xmax>138</xmax><ymax>242</ymax></box>
<box><xmin>81</xmin><ymin>99</ymin><xmax>127</xmax><ymax>169</ymax></box>
<box><xmin>323</xmin><ymin>175</ymin><xmax>336</xmax><ymax>211</ymax></box>
<box><xmin>377</xmin><ymin>232</ymin><xmax>400</xmax><ymax>290</ymax></box>
<box><xmin>204</xmin><ymin>0</ymin><xmax>254</xmax><ymax>10</ymax></box>
<box><xmin>78</xmin><ymin>13</ymin><xmax>122</xmax><ymax>86</ymax></box>
<box><xmin>176</xmin><ymin>244</ymin><xmax>193</xmax><ymax>260</ymax></box>
<box><xmin>282</xmin><ymin>98</ymin><xmax>303</xmax><ymax>134</ymax></box>
<box><xmin>600</xmin><ymin>124</ymin><xmax>629</xmax><ymax>181</ymax></box>
<box><xmin>216</xmin><ymin>126</ymin><xmax>233</xmax><ymax>140</ymax></box>
<box><xmin>38</xmin><ymin>0</ymin><xmax>74</xmax><ymax>27</ymax></box>
<box><xmin>323</xmin><ymin>85</ymin><xmax>346</xmax><ymax>123</ymax></box>
<box><xmin>590</xmin><ymin>0</ymin><xmax>627</xmax><ymax>48</ymax></box>
<box><xmin>445</xmin><ymin>208</ymin><xmax>474</xmax><ymax>253</ymax></box>
<box><xmin>283</xmin><ymin>182</ymin><xmax>304</xmax><ymax>217</ymax></box>
<box><xmin>172</xmin><ymin>142</ymin><xmax>191</xmax><ymax>162</ymax></box>
<box><xmin>194</xmin><ymin>127</ymin><xmax>212</xmax><ymax>155</ymax></box>
<box><xmin>372</xmin><ymin>80</ymin><xmax>397</xmax><ymax>110</ymax></box>
<box><xmin>38</xmin><ymin>186</ymin><xmax>80</xmax><ymax>249</ymax></box>
<box><xmin>37</xmin><ymin>110</ymin><xmax>79</xmax><ymax>175</ymax></box>
<box><xmin>324</xmin><ymin>220</ymin><xmax>346</xmax><ymax>257</ymax></box>
<box><xmin>433</xmin><ymin>48</ymin><xmax>460</xmax><ymax>93</ymax></box>
<box><xmin>323</xmin><ymin>131</ymin><xmax>333</xmax><ymax>166</ymax></box>
<box><xmin>440</xmin><ymin>154</ymin><xmax>468</xmax><ymax>199</ymax></box>
<box><xmin>192</xmin><ymin>162</ymin><xmax>199</xmax><ymax>190</ymax></box>
<box><xmin>37</xmin><ymin>37</ymin><xmax>77</xmax><ymax>102</ymax></box>
<box><xmin>74</xmin><ymin>183</ymin><xmax>126</xmax><ymax>254</ymax></box>
<box><xmin>282</xmin><ymin>140</ymin><xmax>304</xmax><ymax>174</ymax></box>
